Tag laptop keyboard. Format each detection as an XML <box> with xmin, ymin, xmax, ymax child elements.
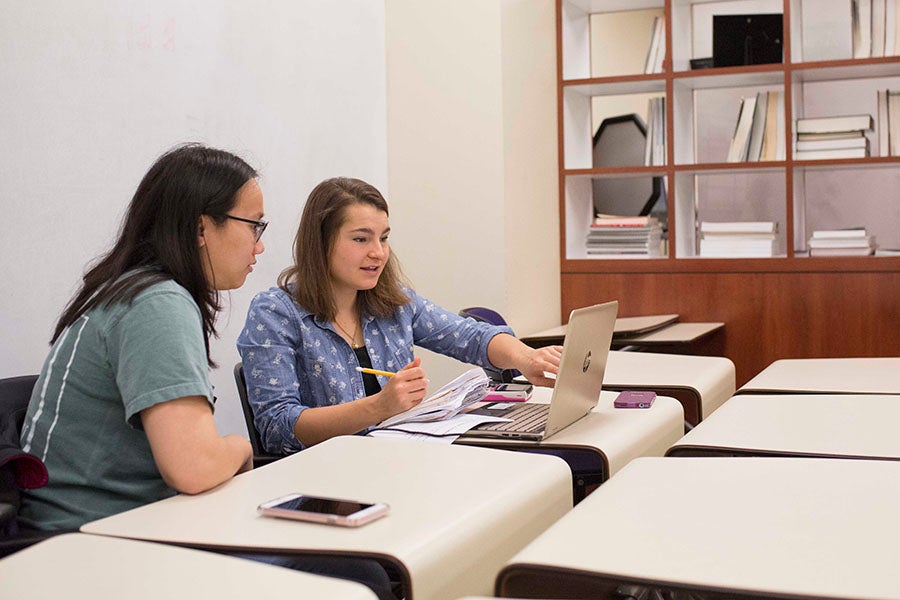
<box><xmin>477</xmin><ymin>403</ymin><xmax>549</xmax><ymax>433</ymax></box>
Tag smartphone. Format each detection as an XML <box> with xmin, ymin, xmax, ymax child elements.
<box><xmin>614</xmin><ymin>390</ymin><xmax>656</xmax><ymax>409</ymax></box>
<box><xmin>483</xmin><ymin>382</ymin><xmax>534</xmax><ymax>401</ymax></box>
<box><xmin>257</xmin><ymin>494</ymin><xmax>389</xmax><ymax>527</ymax></box>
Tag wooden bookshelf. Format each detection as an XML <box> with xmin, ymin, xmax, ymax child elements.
<box><xmin>557</xmin><ymin>0</ymin><xmax>900</xmax><ymax>384</ymax></box>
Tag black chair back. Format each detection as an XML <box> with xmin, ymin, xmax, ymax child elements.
<box><xmin>232</xmin><ymin>363</ymin><xmax>280</xmax><ymax>468</ymax></box>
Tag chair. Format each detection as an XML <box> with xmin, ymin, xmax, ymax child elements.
<box><xmin>232</xmin><ymin>364</ymin><xmax>282</xmax><ymax>469</ymax></box>
<box><xmin>458</xmin><ymin>307</ymin><xmax>520</xmax><ymax>383</ymax></box>
<box><xmin>0</xmin><ymin>375</ymin><xmax>59</xmax><ymax>558</ymax></box>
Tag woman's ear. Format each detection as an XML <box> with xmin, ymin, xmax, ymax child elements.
<box><xmin>197</xmin><ymin>217</ymin><xmax>207</xmax><ymax>248</ymax></box>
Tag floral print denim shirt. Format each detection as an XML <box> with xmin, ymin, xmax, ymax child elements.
<box><xmin>237</xmin><ymin>286</ymin><xmax>512</xmax><ymax>454</ymax></box>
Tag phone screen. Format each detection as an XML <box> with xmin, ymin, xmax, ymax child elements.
<box><xmin>273</xmin><ymin>496</ymin><xmax>374</xmax><ymax>516</ymax></box>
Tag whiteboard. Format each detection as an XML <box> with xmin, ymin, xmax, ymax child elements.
<box><xmin>0</xmin><ymin>0</ymin><xmax>388</xmax><ymax>436</ymax></box>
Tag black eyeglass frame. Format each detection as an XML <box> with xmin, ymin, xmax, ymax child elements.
<box><xmin>224</xmin><ymin>214</ymin><xmax>268</xmax><ymax>242</ymax></box>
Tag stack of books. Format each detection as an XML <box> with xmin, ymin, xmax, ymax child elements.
<box><xmin>808</xmin><ymin>228</ymin><xmax>876</xmax><ymax>256</ymax></box>
<box><xmin>586</xmin><ymin>215</ymin><xmax>663</xmax><ymax>257</ymax></box>
<box><xmin>852</xmin><ymin>0</ymin><xmax>900</xmax><ymax>59</ymax></box>
<box><xmin>643</xmin><ymin>16</ymin><xmax>666</xmax><ymax>74</ymax></box>
<box><xmin>644</xmin><ymin>97</ymin><xmax>665</xmax><ymax>166</ymax></box>
<box><xmin>699</xmin><ymin>221</ymin><xmax>777</xmax><ymax>258</ymax></box>
<box><xmin>725</xmin><ymin>91</ymin><xmax>785</xmax><ymax>163</ymax></box>
<box><xmin>795</xmin><ymin>114</ymin><xmax>873</xmax><ymax>159</ymax></box>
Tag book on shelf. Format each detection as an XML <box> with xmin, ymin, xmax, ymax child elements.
<box><xmin>889</xmin><ymin>90</ymin><xmax>900</xmax><ymax>155</ymax></box>
<box><xmin>795</xmin><ymin>137</ymin><xmax>869</xmax><ymax>151</ymax></box>
<box><xmin>878</xmin><ymin>90</ymin><xmax>890</xmax><ymax>156</ymax></box>
<box><xmin>795</xmin><ymin>114</ymin><xmax>874</xmax><ymax>134</ymax></box>
<box><xmin>775</xmin><ymin>90</ymin><xmax>787</xmax><ymax>160</ymax></box>
<box><xmin>800</xmin><ymin>0</ymin><xmax>853</xmax><ymax>61</ymax></box>
<box><xmin>759</xmin><ymin>90</ymin><xmax>782</xmax><ymax>161</ymax></box>
<box><xmin>726</xmin><ymin>95</ymin><xmax>757</xmax><ymax>162</ymax></box>
<box><xmin>794</xmin><ymin>147</ymin><xmax>869</xmax><ymax>160</ymax></box>
<box><xmin>746</xmin><ymin>91</ymin><xmax>768</xmax><ymax>162</ymax></box>
<box><xmin>592</xmin><ymin>215</ymin><xmax>654</xmax><ymax>227</ymax></box>
<box><xmin>797</xmin><ymin>131</ymin><xmax>865</xmax><ymax>141</ymax></box>
<box><xmin>808</xmin><ymin>236</ymin><xmax>875</xmax><ymax>249</ymax></box>
<box><xmin>700</xmin><ymin>221</ymin><xmax>777</xmax><ymax>234</ymax></box>
<box><xmin>853</xmin><ymin>0</ymin><xmax>873</xmax><ymax>58</ymax></box>
<box><xmin>699</xmin><ymin>237</ymin><xmax>776</xmax><ymax>258</ymax></box>
<box><xmin>811</xmin><ymin>228</ymin><xmax>868</xmax><ymax>239</ymax></box>
<box><xmin>874</xmin><ymin>0</ymin><xmax>886</xmax><ymax>57</ymax></box>
<box><xmin>887</xmin><ymin>0</ymin><xmax>898</xmax><ymax>55</ymax></box>
<box><xmin>810</xmin><ymin>246</ymin><xmax>875</xmax><ymax>256</ymax></box>
<box><xmin>642</xmin><ymin>97</ymin><xmax>665</xmax><ymax>167</ymax></box>
<box><xmin>643</xmin><ymin>16</ymin><xmax>666</xmax><ymax>75</ymax></box>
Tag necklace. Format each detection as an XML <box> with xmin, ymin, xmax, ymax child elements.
<box><xmin>334</xmin><ymin>317</ymin><xmax>362</xmax><ymax>349</ymax></box>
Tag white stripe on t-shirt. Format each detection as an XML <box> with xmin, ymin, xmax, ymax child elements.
<box><xmin>42</xmin><ymin>316</ymin><xmax>91</xmax><ymax>462</ymax></box>
<box><xmin>22</xmin><ymin>315</ymin><xmax>89</xmax><ymax>456</ymax></box>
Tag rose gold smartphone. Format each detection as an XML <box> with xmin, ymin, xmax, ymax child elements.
<box><xmin>257</xmin><ymin>494</ymin><xmax>389</xmax><ymax>527</ymax></box>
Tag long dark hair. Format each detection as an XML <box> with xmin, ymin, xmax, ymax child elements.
<box><xmin>52</xmin><ymin>143</ymin><xmax>258</xmax><ymax>365</ymax></box>
<box><xmin>278</xmin><ymin>177</ymin><xmax>408</xmax><ymax>321</ymax></box>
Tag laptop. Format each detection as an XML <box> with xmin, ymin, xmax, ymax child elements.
<box><xmin>460</xmin><ymin>300</ymin><xmax>618</xmax><ymax>441</ymax></box>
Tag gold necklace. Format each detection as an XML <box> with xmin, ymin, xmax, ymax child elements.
<box><xmin>334</xmin><ymin>317</ymin><xmax>362</xmax><ymax>349</ymax></box>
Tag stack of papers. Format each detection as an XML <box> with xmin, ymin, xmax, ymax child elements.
<box><xmin>376</xmin><ymin>368</ymin><xmax>491</xmax><ymax>429</ymax></box>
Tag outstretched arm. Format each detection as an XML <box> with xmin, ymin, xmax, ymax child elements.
<box><xmin>486</xmin><ymin>333</ymin><xmax>563</xmax><ymax>387</ymax></box>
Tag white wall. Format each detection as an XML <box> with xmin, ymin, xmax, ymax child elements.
<box><xmin>0</xmin><ymin>0</ymin><xmax>387</xmax><ymax>437</ymax></box>
<box><xmin>385</xmin><ymin>0</ymin><xmax>560</xmax><ymax>385</ymax></box>
<box><xmin>1</xmin><ymin>0</ymin><xmax>560</xmax><ymax>437</ymax></box>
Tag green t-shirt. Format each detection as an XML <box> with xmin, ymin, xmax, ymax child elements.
<box><xmin>19</xmin><ymin>279</ymin><xmax>214</xmax><ymax>531</ymax></box>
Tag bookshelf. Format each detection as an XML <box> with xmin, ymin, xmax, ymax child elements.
<box><xmin>557</xmin><ymin>0</ymin><xmax>900</xmax><ymax>384</ymax></box>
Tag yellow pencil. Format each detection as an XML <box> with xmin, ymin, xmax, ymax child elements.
<box><xmin>355</xmin><ymin>366</ymin><xmax>396</xmax><ymax>378</ymax></box>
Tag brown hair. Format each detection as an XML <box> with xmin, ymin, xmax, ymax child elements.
<box><xmin>279</xmin><ymin>177</ymin><xmax>409</xmax><ymax>320</ymax></box>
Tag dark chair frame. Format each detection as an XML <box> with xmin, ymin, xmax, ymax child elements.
<box><xmin>0</xmin><ymin>375</ymin><xmax>63</xmax><ymax>557</ymax></box>
<box><xmin>232</xmin><ymin>363</ymin><xmax>281</xmax><ymax>469</ymax></box>
<box><xmin>459</xmin><ymin>307</ymin><xmax>520</xmax><ymax>383</ymax></box>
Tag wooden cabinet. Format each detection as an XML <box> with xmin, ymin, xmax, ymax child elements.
<box><xmin>557</xmin><ymin>0</ymin><xmax>900</xmax><ymax>384</ymax></box>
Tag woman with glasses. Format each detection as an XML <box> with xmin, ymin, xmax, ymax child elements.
<box><xmin>237</xmin><ymin>177</ymin><xmax>562</xmax><ymax>455</ymax></box>
<box><xmin>20</xmin><ymin>144</ymin><xmax>264</xmax><ymax>531</ymax></box>
<box><xmin>18</xmin><ymin>146</ymin><xmax>393</xmax><ymax>599</ymax></box>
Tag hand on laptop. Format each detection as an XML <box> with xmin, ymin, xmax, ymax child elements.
<box><xmin>517</xmin><ymin>345</ymin><xmax>563</xmax><ymax>387</ymax></box>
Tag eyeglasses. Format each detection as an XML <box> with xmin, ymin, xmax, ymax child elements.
<box><xmin>224</xmin><ymin>214</ymin><xmax>268</xmax><ymax>243</ymax></box>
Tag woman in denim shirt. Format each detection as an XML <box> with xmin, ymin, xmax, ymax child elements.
<box><xmin>238</xmin><ymin>177</ymin><xmax>562</xmax><ymax>455</ymax></box>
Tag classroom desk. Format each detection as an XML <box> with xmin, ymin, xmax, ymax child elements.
<box><xmin>81</xmin><ymin>436</ymin><xmax>572</xmax><ymax>600</ymax></box>
<box><xmin>496</xmin><ymin>457</ymin><xmax>900</xmax><ymax>599</ymax></box>
<box><xmin>737</xmin><ymin>357</ymin><xmax>900</xmax><ymax>395</ymax></box>
<box><xmin>521</xmin><ymin>321</ymin><xmax>724</xmax><ymax>351</ymax></box>
<box><xmin>456</xmin><ymin>388</ymin><xmax>684</xmax><ymax>502</ymax></box>
<box><xmin>604</xmin><ymin>350</ymin><xmax>735</xmax><ymax>425</ymax></box>
<box><xmin>667</xmin><ymin>393</ymin><xmax>900</xmax><ymax>460</ymax></box>
<box><xmin>0</xmin><ymin>533</ymin><xmax>377</xmax><ymax>599</ymax></box>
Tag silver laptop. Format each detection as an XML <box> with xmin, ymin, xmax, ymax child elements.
<box><xmin>460</xmin><ymin>300</ymin><xmax>618</xmax><ymax>441</ymax></box>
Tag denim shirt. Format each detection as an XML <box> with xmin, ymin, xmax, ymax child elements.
<box><xmin>236</xmin><ymin>286</ymin><xmax>512</xmax><ymax>454</ymax></box>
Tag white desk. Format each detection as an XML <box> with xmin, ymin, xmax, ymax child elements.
<box><xmin>497</xmin><ymin>457</ymin><xmax>900</xmax><ymax>599</ymax></box>
<box><xmin>0</xmin><ymin>533</ymin><xmax>376</xmax><ymax>599</ymax></box>
<box><xmin>458</xmin><ymin>388</ymin><xmax>683</xmax><ymax>499</ymax></box>
<box><xmin>81</xmin><ymin>436</ymin><xmax>572</xmax><ymax>600</ymax></box>
<box><xmin>605</xmin><ymin>350</ymin><xmax>735</xmax><ymax>424</ymax></box>
<box><xmin>738</xmin><ymin>357</ymin><xmax>900</xmax><ymax>395</ymax></box>
<box><xmin>521</xmin><ymin>320</ymin><xmax>724</xmax><ymax>350</ymax></box>
<box><xmin>667</xmin><ymin>393</ymin><xmax>900</xmax><ymax>460</ymax></box>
